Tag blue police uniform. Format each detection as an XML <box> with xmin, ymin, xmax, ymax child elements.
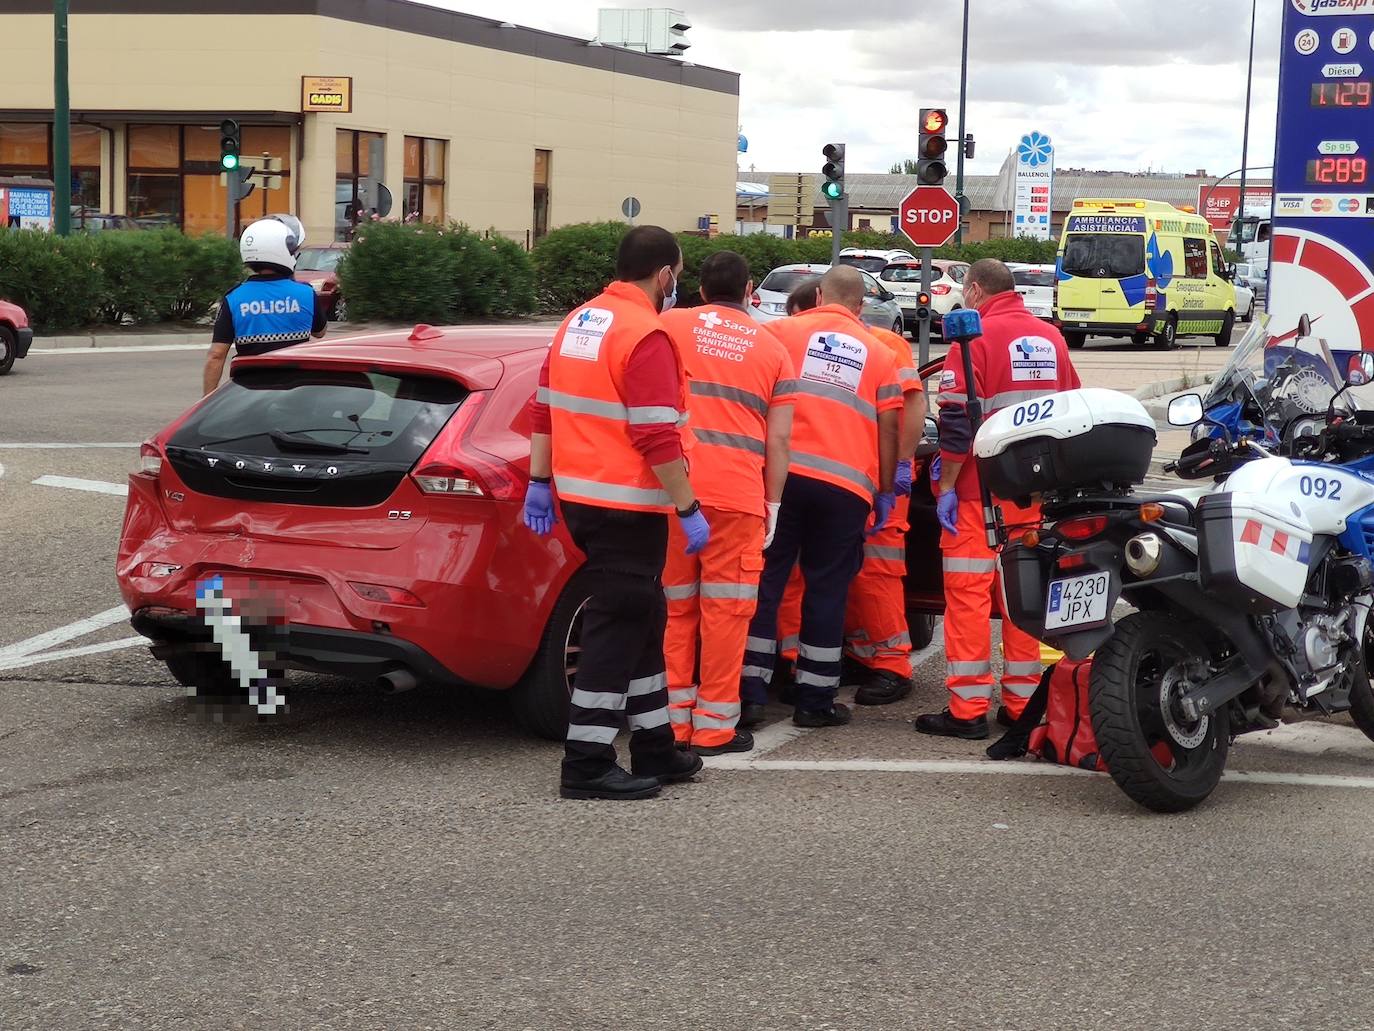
<box><xmin>218</xmin><ymin>275</ymin><xmax>319</xmax><ymax>356</ymax></box>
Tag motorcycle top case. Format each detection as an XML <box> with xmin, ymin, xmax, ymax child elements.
<box><xmin>973</xmin><ymin>388</ymin><xmax>1156</xmax><ymax>499</ymax></box>
<box><xmin>1197</xmin><ymin>492</ymin><xmax>1314</xmax><ymax>611</ymax></box>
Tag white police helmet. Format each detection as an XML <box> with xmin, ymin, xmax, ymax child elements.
<box><xmin>269</xmin><ymin>213</ymin><xmax>306</xmax><ymax>253</ymax></box>
<box><xmin>240</xmin><ymin>218</ymin><xmax>298</xmax><ymax>272</ymax></box>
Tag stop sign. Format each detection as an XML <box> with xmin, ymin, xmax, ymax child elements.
<box><xmin>898</xmin><ymin>186</ymin><xmax>959</xmax><ymax>248</ymax></box>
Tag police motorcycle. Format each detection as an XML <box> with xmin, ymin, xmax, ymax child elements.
<box><xmin>973</xmin><ymin>314</ymin><xmax>1374</xmax><ymax>812</ymax></box>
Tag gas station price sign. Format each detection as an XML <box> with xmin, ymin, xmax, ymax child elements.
<box><xmin>1270</xmin><ymin>2</ymin><xmax>1374</xmax><ymax>354</ymax></box>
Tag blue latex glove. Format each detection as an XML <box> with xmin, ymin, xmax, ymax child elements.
<box><xmin>523</xmin><ymin>481</ymin><xmax>557</xmax><ymax>536</ymax></box>
<box><xmin>936</xmin><ymin>490</ymin><xmax>960</xmax><ymax>535</ymax></box>
<box><xmin>679</xmin><ymin>508</ymin><xmax>711</xmax><ymax>555</ymax></box>
<box><xmin>930</xmin><ymin>455</ymin><xmax>942</xmax><ymax>483</ymax></box>
<box><xmin>893</xmin><ymin>461</ymin><xmax>914</xmax><ymax>497</ymax></box>
<box><xmin>868</xmin><ymin>492</ymin><xmax>896</xmax><ymax>537</ymax></box>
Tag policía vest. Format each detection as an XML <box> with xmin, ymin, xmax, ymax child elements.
<box><xmin>768</xmin><ymin>304</ymin><xmax>902</xmax><ymax>503</ymax></box>
<box><xmin>544</xmin><ymin>281</ymin><xmax>688</xmax><ymax>513</ymax></box>
<box><xmin>661</xmin><ymin>304</ymin><xmax>791</xmax><ymax>518</ymax></box>
<box><xmin>226</xmin><ymin>277</ymin><xmax>316</xmax><ymax>355</ymax></box>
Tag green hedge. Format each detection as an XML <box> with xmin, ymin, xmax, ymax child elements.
<box><xmin>0</xmin><ymin>228</ymin><xmax>241</xmax><ymax>334</ymax></box>
<box><xmin>337</xmin><ymin>221</ymin><xmax>538</xmax><ymax>323</ymax></box>
<box><xmin>532</xmin><ymin>222</ymin><xmax>1062</xmax><ymax>311</ymax></box>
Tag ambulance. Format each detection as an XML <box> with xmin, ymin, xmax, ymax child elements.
<box><xmin>1054</xmin><ymin>198</ymin><xmax>1238</xmax><ymax>350</ymax></box>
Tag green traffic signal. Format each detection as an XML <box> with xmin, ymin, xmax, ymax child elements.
<box><xmin>821</xmin><ymin>179</ymin><xmax>843</xmax><ymax>200</ymax></box>
<box><xmin>221</xmin><ymin>153</ymin><xmax>239</xmax><ymax>171</ymax></box>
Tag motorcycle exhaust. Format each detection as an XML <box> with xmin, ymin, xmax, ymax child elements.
<box><xmin>1125</xmin><ymin>533</ymin><xmax>1163</xmax><ymax>576</ymax></box>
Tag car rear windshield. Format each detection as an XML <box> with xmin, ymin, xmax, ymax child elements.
<box><xmin>166</xmin><ymin>367</ymin><xmax>467</xmax><ymax>507</ymax></box>
<box><xmin>1013</xmin><ymin>270</ymin><xmax>1056</xmax><ymax>288</ymax></box>
<box><xmin>880</xmin><ymin>266</ymin><xmax>925</xmax><ymax>283</ymax></box>
<box><xmin>296</xmin><ymin>248</ymin><xmax>344</xmax><ymax>273</ymax></box>
<box><xmin>1061</xmin><ymin>234</ymin><xmax>1145</xmax><ymax>278</ymax></box>
<box><xmin>837</xmin><ymin>256</ymin><xmax>888</xmax><ymax>274</ymax></box>
<box><xmin>759</xmin><ymin>270</ymin><xmax>821</xmax><ymax>295</ymax></box>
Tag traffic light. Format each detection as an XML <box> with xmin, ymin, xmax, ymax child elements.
<box><xmin>917</xmin><ymin>108</ymin><xmax>949</xmax><ymax>186</ymax></box>
<box><xmin>914</xmin><ymin>290</ymin><xmax>933</xmax><ymax>323</ymax></box>
<box><xmin>219</xmin><ymin>119</ymin><xmax>241</xmax><ymax>172</ymax></box>
<box><xmin>821</xmin><ymin>143</ymin><xmax>846</xmax><ymax>202</ymax></box>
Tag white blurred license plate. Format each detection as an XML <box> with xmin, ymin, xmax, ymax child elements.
<box><xmin>1044</xmin><ymin>572</ymin><xmax>1110</xmax><ymax>630</ymax></box>
<box><xmin>1063</xmin><ymin>309</ymin><xmax>1093</xmax><ymax>320</ymax></box>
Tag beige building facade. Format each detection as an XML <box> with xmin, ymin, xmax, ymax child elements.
<box><xmin>1</xmin><ymin>0</ymin><xmax>740</xmax><ymax>245</ymax></box>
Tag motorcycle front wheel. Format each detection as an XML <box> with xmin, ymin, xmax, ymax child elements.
<box><xmin>1090</xmin><ymin>612</ymin><xmax>1230</xmax><ymax>813</ymax></box>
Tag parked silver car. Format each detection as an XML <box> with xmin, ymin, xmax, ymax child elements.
<box><xmin>750</xmin><ymin>263</ymin><xmax>906</xmax><ymax>335</ymax></box>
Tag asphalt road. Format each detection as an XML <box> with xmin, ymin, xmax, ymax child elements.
<box><xmin>5</xmin><ymin>337</ymin><xmax>1374</xmax><ymax>1031</ymax></box>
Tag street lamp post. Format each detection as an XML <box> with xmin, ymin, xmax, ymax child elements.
<box><xmin>1237</xmin><ymin>0</ymin><xmax>1257</xmax><ymax>234</ymax></box>
<box><xmin>953</xmin><ymin>0</ymin><xmax>970</xmax><ymax>245</ymax></box>
<box><xmin>53</xmin><ymin>0</ymin><xmax>71</xmax><ymax>236</ymax></box>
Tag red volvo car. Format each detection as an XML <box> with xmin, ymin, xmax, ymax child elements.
<box><xmin>117</xmin><ymin>326</ymin><xmax>953</xmax><ymax>738</ymax></box>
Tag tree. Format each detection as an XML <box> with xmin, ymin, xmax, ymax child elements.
<box><xmin>888</xmin><ymin>159</ymin><xmax>919</xmax><ymax>175</ymax></box>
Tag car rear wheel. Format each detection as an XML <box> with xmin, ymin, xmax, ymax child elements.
<box><xmin>0</xmin><ymin>326</ymin><xmax>15</xmax><ymax>376</ymax></box>
<box><xmin>1065</xmin><ymin>331</ymin><xmax>1086</xmax><ymax>350</ymax></box>
<box><xmin>510</xmin><ymin>570</ymin><xmax>593</xmax><ymax>740</ymax></box>
<box><xmin>330</xmin><ymin>297</ymin><xmax>348</xmax><ymax>322</ymax></box>
<box><xmin>891</xmin><ymin>318</ymin><xmax>905</xmax><ymax>337</ymax></box>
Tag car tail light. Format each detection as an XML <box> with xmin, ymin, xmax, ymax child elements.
<box><xmin>1056</xmin><ymin>515</ymin><xmax>1108</xmax><ymax>540</ymax></box>
<box><xmin>410</xmin><ymin>392</ymin><xmax>522</xmax><ymax>500</ymax></box>
<box><xmin>931</xmin><ymin>284</ymin><xmax>952</xmax><ymax>295</ymax></box>
<box><xmin>750</xmin><ymin>292</ymin><xmax>761</xmax><ymax>308</ymax></box>
<box><xmin>137</xmin><ymin>441</ymin><xmax>162</xmax><ymax>478</ymax></box>
<box><xmin>348</xmin><ymin>581</ymin><xmax>425</xmax><ymax>606</ymax></box>
<box><xmin>1144</xmin><ymin>281</ymin><xmax>1158</xmax><ymax>311</ymax></box>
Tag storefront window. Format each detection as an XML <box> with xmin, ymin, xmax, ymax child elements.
<box><xmin>403</xmin><ymin>136</ymin><xmax>446</xmax><ymax>223</ymax></box>
<box><xmin>533</xmin><ymin>149</ymin><xmax>551</xmax><ymax>240</ymax></box>
<box><xmin>336</xmin><ymin>129</ymin><xmax>386</xmax><ymax>241</ymax></box>
<box><xmin>0</xmin><ymin>122</ymin><xmax>104</xmax><ymax>213</ymax></box>
<box><xmin>127</xmin><ymin>123</ymin><xmax>292</xmax><ymax>234</ymax></box>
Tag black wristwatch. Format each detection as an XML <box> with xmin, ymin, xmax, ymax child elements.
<box><xmin>530</xmin><ymin>475</ymin><xmax>551</xmax><ymax>485</ymax></box>
<box><xmin>677</xmin><ymin>500</ymin><xmax>701</xmax><ymax>519</ymax></box>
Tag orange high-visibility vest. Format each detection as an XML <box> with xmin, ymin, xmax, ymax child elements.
<box><xmin>869</xmin><ymin>326</ymin><xmax>922</xmax><ymax>398</ymax></box>
<box><xmin>768</xmin><ymin>304</ymin><xmax>902</xmax><ymax>502</ymax></box>
<box><xmin>544</xmin><ymin>281</ymin><xmax>687</xmax><ymax>513</ymax></box>
<box><xmin>661</xmin><ymin>304</ymin><xmax>794</xmax><ymax>517</ymax></box>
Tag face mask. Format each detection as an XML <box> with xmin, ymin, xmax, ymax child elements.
<box><xmin>660</xmin><ymin>270</ymin><xmax>678</xmax><ymax>313</ymax></box>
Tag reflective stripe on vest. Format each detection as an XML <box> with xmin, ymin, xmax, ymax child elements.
<box><xmin>694</xmin><ymin>429</ymin><xmax>766</xmax><ymax>456</ymax></box>
<box><xmin>689</xmin><ymin>379</ymin><xmax>769</xmax><ymax>416</ymax></box>
<box><xmin>554</xmin><ymin>475</ymin><xmax>671</xmax><ymax>508</ymax></box>
<box><xmin>791</xmin><ymin>450</ymin><xmax>876</xmax><ymax>496</ymax></box>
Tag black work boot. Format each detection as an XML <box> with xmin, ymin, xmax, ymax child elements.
<box><xmin>691</xmin><ymin>730</ymin><xmax>755</xmax><ymax>756</ymax></box>
<box><xmin>914</xmin><ymin>708</ymin><xmax>989</xmax><ymax>740</ymax></box>
<box><xmin>794</xmin><ymin>703</ymin><xmax>853</xmax><ymax>728</ymax></box>
<box><xmin>995</xmin><ymin>705</ymin><xmax>1018</xmax><ymax>729</ymax></box>
<box><xmin>633</xmin><ymin>748</ymin><xmax>704</xmax><ymax>784</ymax></box>
<box><xmin>739</xmin><ymin>702</ymin><xmax>768</xmax><ymax>729</ymax></box>
<box><xmin>560</xmin><ymin>765</ymin><xmax>663</xmax><ymax>800</ymax></box>
<box><xmin>854</xmin><ymin>669</ymin><xmax>914</xmax><ymax>706</ymax></box>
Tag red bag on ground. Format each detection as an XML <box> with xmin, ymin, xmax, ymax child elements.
<box><xmin>1028</xmin><ymin>658</ymin><xmax>1105</xmax><ymax>772</ymax></box>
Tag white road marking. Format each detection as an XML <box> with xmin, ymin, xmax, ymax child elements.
<box><xmin>31</xmin><ymin>474</ymin><xmax>128</xmax><ymax>497</ymax></box>
<box><xmin>0</xmin><ymin>460</ymin><xmax>4</xmax><ymax>480</ymax></box>
<box><xmin>0</xmin><ymin>442</ymin><xmax>140</xmax><ymax>449</ymax></box>
<box><xmin>1243</xmin><ymin>721</ymin><xmax>1373</xmax><ymax>756</ymax></box>
<box><xmin>0</xmin><ymin>605</ymin><xmax>131</xmax><ymax>659</ymax></box>
<box><xmin>31</xmin><ymin>344</ymin><xmax>207</xmax><ymax>355</ymax></box>
<box><xmin>706</xmin><ymin>756</ymin><xmax>1374</xmax><ymax>790</ymax></box>
<box><xmin>0</xmin><ymin>637</ymin><xmax>147</xmax><ymax>672</ymax></box>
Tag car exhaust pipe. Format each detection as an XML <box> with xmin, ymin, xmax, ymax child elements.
<box><xmin>379</xmin><ymin>669</ymin><xmax>418</xmax><ymax>693</ymax></box>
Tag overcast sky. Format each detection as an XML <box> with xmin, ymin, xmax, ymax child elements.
<box><xmin>427</xmin><ymin>0</ymin><xmax>1279</xmax><ymax>179</ymax></box>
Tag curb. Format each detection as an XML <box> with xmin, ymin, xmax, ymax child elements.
<box><xmin>1132</xmin><ymin>372</ymin><xmax>1216</xmax><ymax>401</ymax></box>
<box><xmin>38</xmin><ymin>332</ymin><xmax>205</xmax><ymax>350</ymax></box>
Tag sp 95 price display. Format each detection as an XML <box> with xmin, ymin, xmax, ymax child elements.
<box><xmin>1306</xmin><ymin>156</ymin><xmax>1369</xmax><ymax>186</ymax></box>
<box><xmin>1311</xmin><ymin>81</ymin><xmax>1373</xmax><ymax>107</ymax></box>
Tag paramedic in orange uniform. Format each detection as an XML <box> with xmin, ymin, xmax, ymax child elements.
<box><xmin>915</xmin><ymin>259</ymin><xmax>1080</xmax><ymax>740</ymax></box>
<box><xmin>660</xmin><ymin>251</ymin><xmax>795</xmax><ymax>755</ymax></box>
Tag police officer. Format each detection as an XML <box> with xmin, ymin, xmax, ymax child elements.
<box><xmin>202</xmin><ymin>216</ymin><xmax>327</xmax><ymax>395</ymax></box>
<box><xmin>524</xmin><ymin>225</ymin><xmax>708</xmax><ymax>801</ymax></box>
<box><xmin>916</xmin><ymin>258</ymin><xmax>1081</xmax><ymax>739</ymax></box>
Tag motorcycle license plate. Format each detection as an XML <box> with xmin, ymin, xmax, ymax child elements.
<box><xmin>1044</xmin><ymin>571</ymin><xmax>1111</xmax><ymax>630</ymax></box>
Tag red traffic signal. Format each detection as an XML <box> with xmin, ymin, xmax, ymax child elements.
<box><xmin>921</xmin><ymin>109</ymin><xmax>948</xmax><ymax>134</ymax></box>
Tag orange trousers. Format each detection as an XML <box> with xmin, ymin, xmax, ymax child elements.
<box><xmin>942</xmin><ymin>495</ymin><xmax>1042</xmax><ymax>720</ymax></box>
<box><xmin>777</xmin><ymin>497</ymin><xmax>913</xmax><ymax>679</ymax></box>
<box><xmin>663</xmin><ymin>507</ymin><xmax>765</xmax><ymax>747</ymax></box>
<box><xmin>843</xmin><ymin>494</ymin><xmax>912</xmax><ymax>677</ymax></box>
